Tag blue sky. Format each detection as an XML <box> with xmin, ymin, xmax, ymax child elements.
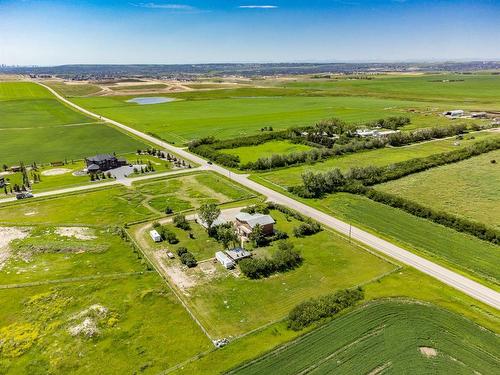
<box><xmin>0</xmin><ymin>0</ymin><xmax>499</xmax><ymax>65</ymax></box>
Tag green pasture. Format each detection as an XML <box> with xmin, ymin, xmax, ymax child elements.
<box><xmin>166</xmin><ymin>210</ymin><xmax>395</xmax><ymax>337</ymax></box>
<box><xmin>279</xmin><ymin>73</ymin><xmax>500</xmax><ymax>108</ymax></box>
<box><xmin>378</xmin><ymin>149</ymin><xmax>500</xmax><ymax>229</ymax></box>
<box><xmin>110</xmin><ymin>84</ymin><xmax>169</xmax><ymax>91</ymax></box>
<box><xmin>0</xmin><ymin>82</ymin><xmax>148</xmax><ymax>165</ymax></box>
<box><xmin>253</xmin><ymin>131</ymin><xmax>499</xmax><ymax>188</ymax></box>
<box><xmin>230</xmin><ymin>300</ymin><xmax>500</xmax><ymax>375</ymax></box>
<box><xmin>72</xmin><ymin>92</ymin><xmax>456</xmax><ymax>143</ymax></box>
<box><xmin>220</xmin><ymin>140</ymin><xmax>313</xmax><ymax>164</ymax></box>
<box><xmin>44</xmin><ymin>81</ymin><xmax>102</xmax><ymax>97</ymax></box>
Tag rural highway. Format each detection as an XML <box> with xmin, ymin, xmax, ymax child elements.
<box><xmin>10</xmin><ymin>81</ymin><xmax>499</xmax><ymax>310</ymax></box>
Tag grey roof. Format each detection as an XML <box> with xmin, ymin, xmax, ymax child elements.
<box><xmin>225</xmin><ymin>247</ymin><xmax>251</xmax><ymax>261</ymax></box>
<box><xmin>87</xmin><ymin>154</ymin><xmax>116</xmax><ymax>162</ymax></box>
<box><xmin>235</xmin><ymin>212</ymin><xmax>275</xmax><ymax>228</ymax></box>
<box><xmin>87</xmin><ymin>164</ymin><xmax>100</xmax><ymax>171</ymax></box>
<box><xmin>197</xmin><ymin>213</ymin><xmax>228</xmax><ymax>229</ymax></box>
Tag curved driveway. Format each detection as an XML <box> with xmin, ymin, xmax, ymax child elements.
<box><xmin>28</xmin><ymin>82</ymin><xmax>500</xmax><ymax>310</ymax></box>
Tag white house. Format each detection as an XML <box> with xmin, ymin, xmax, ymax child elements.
<box><xmin>150</xmin><ymin>230</ymin><xmax>162</xmax><ymax>242</ymax></box>
<box><xmin>216</xmin><ymin>251</ymin><xmax>235</xmax><ymax>269</ymax></box>
<box><xmin>443</xmin><ymin>110</ymin><xmax>464</xmax><ymax>118</ymax></box>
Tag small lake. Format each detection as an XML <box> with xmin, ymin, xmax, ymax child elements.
<box><xmin>126</xmin><ymin>97</ymin><xmax>174</xmax><ymax>105</ymax></box>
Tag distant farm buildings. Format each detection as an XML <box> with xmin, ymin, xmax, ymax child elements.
<box><xmin>443</xmin><ymin>110</ymin><xmax>464</xmax><ymax>118</ymax></box>
<box><xmin>216</xmin><ymin>248</ymin><xmax>252</xmax><ymax>269</ymax></box>
<box><xmin>85</xmin><ymin>154</ymin><xmax>127</xmax><ymax>173</ymax></box>
<box><xmin>355</xmin><ymin>129</ymin><xmax>399</xmax><ymax>138</ymax></box>
<box><xmin>235</xmin><ymin>212</ymin><xmax>275</xmax><ymax>238</ymax></box>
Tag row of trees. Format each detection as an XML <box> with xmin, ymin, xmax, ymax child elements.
<box><xmin>239</xmin><ymin>241</ymin><xmax>303</xmax><ymax>279</ymax></box>
<box><xmin>287</xmin><ymin>288</ymin><xmax>364</xmax><ymax>331</ymax></box>
<box><xmin>387</xmin><ymin>123</ymin><xmax>467</xmax><ymax>146</ymax></box>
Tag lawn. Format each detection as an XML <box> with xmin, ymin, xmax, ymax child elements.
<box><xmin>253</xmin><ymin>131</ymin><xmax>499</xmax><ymax>188</ymax></box>
<box><xmin>141</xmin><ymin>209</ymin><xmax>395</xmax><ymax>338</ymax></box>
<box><xmin>377</xmin><ymin>149</ymin><xmax>500</xmax><ymax>229</ymax></box>
<box><xmin>0</xmin><ymin>82</ymin><xmax>148</xmax><ymax>165</ymax></box>
<box><xmin>220</xmin><ymin>140</ymin><xmax>313</xmax><ymax>165</ymax></box>
<box><xmin>230</xmin><ymin>300</ymin><xmax>500</xmax><ymax>375</ymax></box>
<box><xmin>72</xmin><ymin>91</ymin><xmax>457</xmax><ymax>143</ymax></box>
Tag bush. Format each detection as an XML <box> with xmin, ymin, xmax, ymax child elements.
<box><xmin>176</xmin><ymin>247</ymin><xmax>188</xmax><ymax>256</ymax></box>
<box><xmin>165</xmin><ymin>207</ymin><xmax>173</xmax><ymax>215</ymax></box>
<box><xmin>173</xmin><ymin>214</ymin><xmax>191</xmax><ymax>230</ymax></box>
<box><xmin>293</xmin><ymin>220</ymin><xmax>322</xmax><ymax>237</ymax></box>
<box><xmin>239</xmin><ymin>241</ymin><xmax>302</xmax><ymax>279</ymax></box>
<box><xmin>287</xmin><ymin>288</ymin><xmax>364</xmax><ymax>330</ymax></box>
<box><xmin>180</xmin><ymin>252</ymin><xmax>197</xmax><ymax>268</ymax></box>
<box><xmin>158</xmin><ymin>227</ymin><xmax>179</xmax><ymax>244</ymax></box>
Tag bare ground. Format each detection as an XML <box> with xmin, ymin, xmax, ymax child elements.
<box><xmin>0</xmin><ymin>227</ymin><xmax>30</xmax><ymax>270</ymax></box>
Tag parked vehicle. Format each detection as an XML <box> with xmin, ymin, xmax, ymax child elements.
<box><xmin>16</xmin><ymin>192</ymin><xmax>34</xmax><ymax>200</ymax></box>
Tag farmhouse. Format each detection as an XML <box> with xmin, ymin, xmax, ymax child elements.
<box><xmin>216</xmin><ymin>251</ymin><xmax>235</xmax><ymax>269</ymax></box>
<box><xmin>235</xmin><ymin>212</ymin><xmax>275</xmax><ymax>237</ymax></box>
<box><xmin>85</xmin><ymin>154</ymin><xmax>127</xmax><ymax>172</ymax></box>
<box><xmin>150</xmin><ymin>230</ymin><xmax>162</xmax><ymax>242</ymax></box>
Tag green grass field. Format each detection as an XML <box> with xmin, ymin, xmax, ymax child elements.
<box><xmin>229</xmin><ymin>300</ymin><xmax>500</xmax><ymax>375</ymax></box>
<box><xmin>378</xmin><ymin>149</ymin><xmax>500</xmax><ymax>229</ymax></box>
<box><xmin>0</xmin><ymin>82</ymin><xmax>147</xmax><ymax>165</ymax></box>
<box><xmin>253</xmin><ymin>131</ymin><xmax>499</xmax><ymax>188</ymax></box>
<box><xmin>44</xmin><ymin>81</ymin><xmax>103</xmax><ymax>97</ymax></box>
<box><xmin>72</xmin><ymin>91</ymin><xmax>459</xmax><ymax>143</ymax></box>
<box><xmin>220</xmin><ymin>140</ymin><xmax>313</xmax><ymax>165</ymax></box>
<box><xmin>143</xmin><ymin>209</ymin><xmax>395</xmax><ymax>338</ymax></box>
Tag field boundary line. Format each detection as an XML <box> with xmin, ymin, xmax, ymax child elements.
<box><xmin>0</xmin><ymin>271</ymin><xmax>150</xmax><ymax>290</ymax></box>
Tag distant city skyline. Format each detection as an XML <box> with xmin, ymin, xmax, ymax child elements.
<box><xmin>1</xmin><ymin>0</ymin><xmax>499</xmax><ymax>65</ymax></box>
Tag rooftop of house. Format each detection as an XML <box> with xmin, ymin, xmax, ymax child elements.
<box><xmin>235</xmin><ymin>212</ymin><xmax>275</xmax><ymax>228</ymax></box>
<box><xmin>86</xmin><ymin>154</ymin><xmax>116</xmax><ymax>162</ymax></box>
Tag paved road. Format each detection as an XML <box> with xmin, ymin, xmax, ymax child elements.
<box><xmin>20</xmin><ymin>82</ymin><xmax>500</xmax><ymax>310</ymax></box>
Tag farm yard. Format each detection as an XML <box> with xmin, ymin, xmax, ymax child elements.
<box><xmin>229</xmin><ymin>300</ymin><xmax>500</xmax><ymax>375</ymax></box>
<box><xmin>0</xmin><ymin>82</ymin><xmax>147</xmax><ymax>165</ymax></box>
<box><xmin>377</xmin><ymin>149</ymin><xmax>500</xmax><ymax>230</ymax></box>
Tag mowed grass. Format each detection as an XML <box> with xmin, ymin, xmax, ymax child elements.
<box><xmin>0</xmin><ymin>274</ymin><xmax>212</xmax><ymax>374</ymax></box>
<box><xmin>44</xmin><ymin>81</ymin><xmax>103</xmax><ymax>97</ymax></box>
<box><xmin>220</xmin><ymin>140</ymin><xmax>313</xmax><ymax>164</ymax></box>
<box><xmin>0</xmin><ymin>82</ymin><xmax>148</xmax><ymax>165</ymax></box>
<box><xmin>72</xmin><ymin>92</ymin><xmax>453</xmax><ymax>143</ymax></box>
<box><xmin>304</xmin><ymin>193</ymin><xmax>500</xmax><ymax>285</ymax></box>
<box><xmin>378</xmin><ymin>149</ymin><xmax>500</xmax><ymax>229</ymax></box>
<box><xmin>230</xmin><ymin>300</ymin><xmax>500</xmax><ymax>375</ymax></box>
<box><xmin>254</xmin><ymin>131</ymin><xmax>499</xmax><ymax>187</ymax></box>
<box><xmin>177</xmin><ymin>210</ymin><xmax>395</xmax><ymax>337</ymax></box>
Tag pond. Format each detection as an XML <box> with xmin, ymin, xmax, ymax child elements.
<box><xmin>126</xmin><ymin>97</ymin><xmax>174</xmax><ymax>105</ymax></box>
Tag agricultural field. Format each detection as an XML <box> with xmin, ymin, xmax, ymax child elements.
<box><xmin>0</xmin><ymin>81</ymin><xmax>148</xmax><ymax>165</ymax></box>
<box><xmin>0</xmin><ymin>172</ymin><xmax>254</xmax><ymax>226</ymax></box>
<box><xmin>132</xmin><ymin>208</ymin><xmax>396</xmax><ymax>338</ymax></box>
<box><xmin>252</xmin><ymin>131</ymin><xmax>499</xmax><ymax>188</ymax></box>
<box><xmin>230</xmin><ymin>300</ymin><xmax>500</xmax><ymax>375</ymax></box>
<box><xmin>220</xmin><ymin>140</ymin><xmax>313</xmax><ymax>165</ymax></box>
<box><xmin>44</xmin><ymin>81</ymin><xmax>103</xmax><ymax>97</ymax></box>
<box><xmin>377</xmin><ymin>149</ymin><xmax>500</xmax><ymax>230</ymax></box>
<box><xmin>72</xmin><ymin>90</ymin><xmax>462</xmax><ymax>144</ymax></box>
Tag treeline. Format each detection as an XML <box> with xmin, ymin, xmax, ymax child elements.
<box><xmin>239</xmin><ymin>241</ymin><xmax>303</xmax><ymax>279</ymax></box>
<box><xmin>287</xmin><ymin>288</ymin><xmax>364</xmax><ymax>330</ymax></box>
<box><xmin>293</xmin><ymin>138</ymin><xmax>500</xmax><ymax>197</ymax></box>
<box><xmin>387</xmin><ymin>123</ymin><xmax>466</xmax><ymax>146</ymax></box>
<box><xmin>364</xmin><ymin>189</ymin><xmax>500</xmax><ymax>244</ymax></box>
<box><xmin>368</xmin><ymin>116</ymin><xmax>410</xmax><ymax>130</ymax></box>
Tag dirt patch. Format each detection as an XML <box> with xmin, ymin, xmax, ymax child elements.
<box><xmin>0</xmin><ymin>227</ymin><xmax>30</xmax><ymax>270</ymax></box>
<box><xmin>24</xmin><ymin>211</ymin><xmax>37</xmax><ymax>216</ymax></box>
<box><xmin>0</xmin><ymin>171</ymin><xmax>13</xmax><ymax>177</ymax></box>
<box><xmin>199</xmin><ymin>260</ymin><xmax>217</xmax><ymax>276</ymax></box>
<box><xmin>55</xmin><ymin>227</ymin><xmax>96</xmax><ymax>240</ymax></box>
<box><xmin>419</xmin><ymin>347</ymin><xmax>438</xmax><ymax>358</ymax></box>
<box><xmin>164</xmin><ymin>265</ymin><xmax>197</xmax><ymax>290</ymax></box>
<box><xmin>68</xmin><ymin>304</ymin><xmax>110</xmax><ymax>338</ymax></box>
<box><xmin>41</xmin><ymin>168</ymin><xmax>72</xmax><ymax>176</ymax></box>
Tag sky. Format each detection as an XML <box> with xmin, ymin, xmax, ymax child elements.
<box><xmin>0</xmin><ymin>0</ymin><xmax>499</xmax><ymax>65</ymax></box>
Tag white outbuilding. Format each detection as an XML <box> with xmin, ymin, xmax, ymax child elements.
<box><xmin>216</xmin><ymin>251</ymin><xmax>235</xmax><ymax>269</ymax></box>
<box><xmin>150</xmin><ymin>230</ymin><xmax>162</xmax><ymax>242</ymax></box>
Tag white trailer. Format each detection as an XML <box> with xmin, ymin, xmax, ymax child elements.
<box><xmin>216</xmin><ymin>251</ymin><xmax>235</xmax><ymax>269</ymax></box>
<box><xmin>150</xmin><ymin>229</ymin><xmax>162</xmax><ymax>242</ymax></box>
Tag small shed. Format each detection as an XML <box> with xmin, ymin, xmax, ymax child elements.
<box><xmin>225</xmin><ymin>247</ymin><xmax>251</xmax><ymax>261</ymax></box>
<box><xmin>216</xmin><ymin>251</ymin><xmax>235</xmax><ymax>269</ymax></box>
<box><xmin>150</xmin><ymin>230</ymin><xmax>162</xmax><ymax>242</ymax></box>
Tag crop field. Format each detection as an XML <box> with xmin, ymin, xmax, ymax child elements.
<box><xmin>230</xmin><ymin>300</ymin><xmax>500</xmax><ymax>375</ymax></box>
<box><xmin>378</xmin><ymin>149</ymin><xmax>500</xmax><ymax>229</ymax></box>
<box><xmin>44</xmin><ymin>81</ymin><xmax>103</xmax><ymax>97</ymax></box>
<box><xmin>0</xmin><ymin>172</ymin><xmax>254</xmax><ymax>225</ymax></box>
<box><xmin>0</xmin><ymin>82</ymin><xmax>147</xmax><ymax>165</ymax></box>
<box><xmin>252</xmin><ymin>131</ymin><xmax>499</xmax><ymax>188</ymax></box>
<box><xmin>277</xmin><ymin>73</ymin><xmax>500</xmax><ymax>108</ymax></box>
<box><xmin>72</xmin><ymin>90</ymin><xmax>457</xmax><ymax>143</ymax></box>
<box><xmin>220</xmin><ymin>140</ymin><xmax>314</xmax><ymax>164</ymax></box>
<box><xmin>300</xmin><ymin>193</ymin><xmax>500</xmax><ymax>285</ymax></box>
<box><xmin>136</xmin><ymin>209</ymin><xmax>396</xmax><ymax>338</ymax></box>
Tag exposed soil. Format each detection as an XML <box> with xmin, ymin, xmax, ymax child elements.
<box><xmin>55</xmin><ymin>227</ymin><xmax>96</xmax><ymax>240</ymax></box>
<box><xmin>0</xmin><ymin>227</ymin><xmax>30</xmax><ymax>270</ymax></box>
<box><xmin>164</xmin><ymin>265</ymin><xmax>197</xmax><ymax>290</ymax></box>
<box><xmin>41</xmin><ymin>168</ymin><xmax>72</xmax><ymax>176</ymax></box>
<box><xmin>419</xmin><ymin>346</ymin><xmax>438</xmax><ymax>358</ymax></box>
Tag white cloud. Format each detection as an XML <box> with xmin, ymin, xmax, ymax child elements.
<box><xmin>239</xmin><ymin>5</ymin><xmax>278</xmax><ymax>9</ymax></box>
<box><xmin>131</xmin><ymin>3</ymin><xmax>197</xmax><ymax>11</ymax></box>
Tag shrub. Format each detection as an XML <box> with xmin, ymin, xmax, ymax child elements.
<box><xmin>287</xmin><ymin>288</ymin><xmax>364</xmax><ymax>331</ymax></box>
<box><xmin>293</xmin><ymin>220</ymin><xmax>322</xmax><ymax>237</ymax></box>
<box><xmin>180</xmin><ymin>252</ymin><xmax>197</xmax><ymax>268</ymax></box>
<box><xmin>165</xmin><ymin>207</ymin><xmax>173</xmax><ymax>215</ymax></box>
<box><xmin>173</xmin><ymin>214</ymin><xmax>191</xmax><ymax>230</ymax></box>
<box><xmin>176</xmin><ymin>247</ymin><xmax>188</xmax><ymax>256</ymax></box>
<box><xmin>158</xmin><ymin>227</ymin><xmax>179</xmax><ymax>244</ymax></box>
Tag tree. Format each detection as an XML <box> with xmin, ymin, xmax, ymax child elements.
<box><xmin>2</xmin><ymin>164</ymin><xmax>7</xmax><ymax>172</ymax></box>
<box><xmin>216</xmin><ymin>225</ymin><xmax>238</xmax><ymax>249</ymax></box>
<box><xmin>198</xmin><ymin>203</ymin><xmax>221</xmax><ymax>231</ymax></box>
<box><xmin>173</xmin><ymin>214</ymin><xmax>190</xmax><ymax>230</ymax></box>
<box><xmin>249</xmin><ymin>224</ymin><xmax>268</xmax><ymax>247</ymax></box>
